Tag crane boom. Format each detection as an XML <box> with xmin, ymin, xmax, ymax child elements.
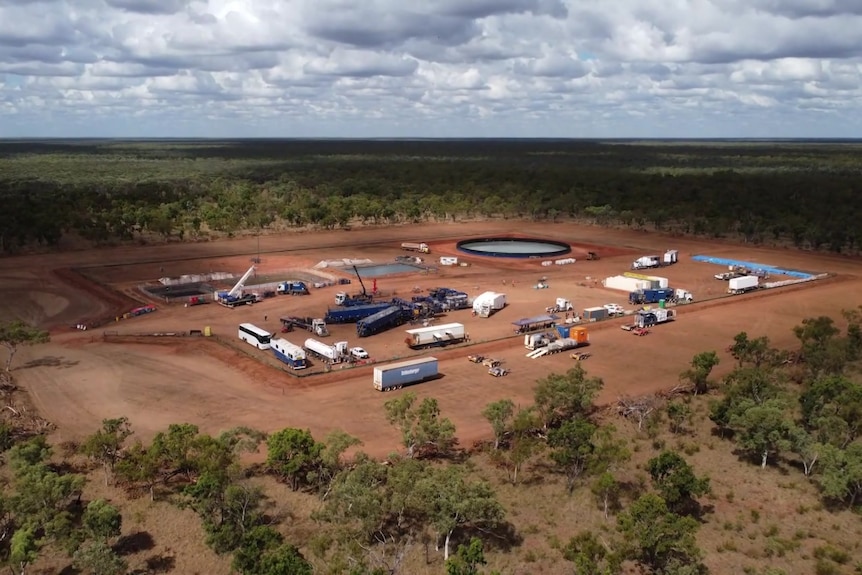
<box><xmin>229</xmin><ymin>265</ymin><xmax>256</xmax><ymax>297</ymax></box>
<box><xmin>352</xmin><ymin>265</ymin><xmax>368</xmax><ymax>297</ymax></box>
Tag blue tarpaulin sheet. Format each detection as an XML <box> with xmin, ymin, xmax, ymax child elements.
<box><xmin>691</xmin><ymin>255</ymin><xmax>814</xmax><ymax>279</ymax></box>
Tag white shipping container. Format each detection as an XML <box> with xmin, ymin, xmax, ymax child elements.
<box><xmin>647</xmin><ymin>276</ymin><xmax>670</xmax><ymax>289</ymax></box>
<box><xmin>729</xmin><ymin>275</ymin><xmax>759</xmax><ymax>292</ymax></box>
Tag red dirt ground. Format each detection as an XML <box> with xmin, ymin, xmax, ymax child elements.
<box><xmin>4</xmin><ymin>221</ymin><xmax>861</xmax><ymax>458</ymax></box>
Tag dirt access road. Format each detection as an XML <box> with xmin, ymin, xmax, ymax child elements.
<box><xmin>4</xmin><ymin>221</ymin><xmax>860</xmax><ymax>456</ymax></box>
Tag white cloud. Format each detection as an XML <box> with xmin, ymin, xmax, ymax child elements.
<box><xmin>0</xmin><ymin>0</ymin><xmax>860</xmax><ymax>136</ymax></box>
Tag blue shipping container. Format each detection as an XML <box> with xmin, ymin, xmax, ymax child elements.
<box><xmin>374</xmin><ymin>357</ymin><xmax>439</xmax><ymax>391</ymax></box>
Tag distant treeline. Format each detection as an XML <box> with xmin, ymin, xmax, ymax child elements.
<box><xmin>1</xmin><ymin>139</ymin><xmax>861</xmax><ymax>254</ymax></box>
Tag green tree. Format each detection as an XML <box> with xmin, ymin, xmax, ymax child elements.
<box><xmin>728</xmin><ymin>332</ymin><xmax>780</xmax><ymax>368</ymax></box>
<box><xmin>232</xmin><ymin>525</ymin><xmax>284</xmax><ymax>574</ymax></box>
<box><xmin>82</xmin><ymin>499</ymin><xmax>122</xmax><ymax>543</ymax></box>
<box><xmin>616</xmin><ymin>494</ymin><xmax>703</xmax><ymax>573</ymax></box>
<box><xmin>591</xmin><ymin>472</ymin><xmax>622</xmax><ymax>519</ymax></box>
<box><xmin>562</xmin><ymin>531</ymin><xmax>621</xmax><ymax>575</ymax></box>
<box><xmin>482</xmin><ymin>399</ymin><xmax>515</xmax><ymax>450</ymax></box>
<box><xmin>184</xmin><ymin>471</ymin><xmax>266</xmax><ymax>554</ymax></box>
<box><xmin>7</xmin><ymin>435</ymin><xmax>51</xmax><ymax>471</ymax></box>
<box><xmin>679</xmin><ymin>351</ymin><xmax>719</xmax><ymax>395</ymax></box>
<box><xmin>80</xmin><ymin>417</ymin><xmax>134</xmax><ymax>485</ymax></box>
<box><xmin>646</xmin><ymin>451</ymin><xmax>710</xmax><ymax>514</ymax></box>
<box><xmin>666</xmin><ymin>401</ymin><xmax>692</xmax><ymax>434</ymax></box>
<box><xmin>534</xmin><ymin>364</ymin><xmax>603</xmax><ymax>429</ymax></box>
<box><xmin>150</xmin><ymin>422</ymin><xmax>201</xmax><ymax>485</ymax></box>
<box><xmin>316</xmin><ymin>429</ymin><xmax>362</xmax><ymax>495</ymax></box>
<box><xmin>266</xmin><ymin>428</ymin><xmax>323</xmax><ymax>490</ymax></box>
<box><xmin>114</xmin><ymin>440</ymin><xmax>161</xmax><ymax>500</ymax></box>
<box><xmin>317</xmin><ymin>456</ymin><xmax>429</xmax><ymax>574</ymax></box>
<box><xmin>232</xmin><ymin>526</ymin><xmax>311</xmax><ymax>575</ymax></box>
<box><xmin>257</xmin><ymin>544</ymin><xmax>314</xmax><ymax>575</ymax></box>
<box><xmin>709</xmin><ymin>366</ymin><xmax>783</xmax><ymax>436</ymax></box>
<box><xmin>11</xmin><ymin>458</ymin><xmax>85</xmax><ymax>541</ymax></box>
<box><xmin>445</xmin><ymin>537</ymin><xmax>488</xmax><ymax>575</ymax></box>
<box><xmin>817</xmin><ymin>442</ymin><xmax>862</xmax><ymax>508</ymax></box>
<box><xmin>799</xmin><ymin>376</ymin><xmax>862</xmax><ymax>447</ymax></box>
<box><xmin>9</xmin><ymin>526</ymin><xmax>38</xmax><ymax>575</ymax></box>
<box><xmin>0</xmin><ymin>320</ymin><xmax>50</xmax><ymax>372</ymax></box>
<box><xmin>72</xmin><ymin>540</ymin><xmax>127</xmax><ymax>575</ymax></box>
<box><xmin>793</xmin><ymin>315</ymin><xmax>848</xmax><ymax>376</ymax></box>
<box><xmin>789</xmin><ymin>428</ymin><xmax>827</xmax><ymax>477</ymax></box>
<box><xmin>491</xmin><ymin>407</ymin><xmax>543</xmax><ymax>485</ymax></box>
<box><xmin>419</xmin><ymin>466</ymin><xmax>504</xmax><ymax>560</ymax></box>
<box><xmin>384</xmin><ymin>393</ymin><xmax>456</xmax><ymax>458</ymax></box>
<box><xmin>729</xmin><ymin>399</ymin><xmax>797</xmax><ymax>468</ymax></box>
<box><xmin>548</xmin><ymin>418</ymin><xmax>597</xmax><ymax>493</ymax></box>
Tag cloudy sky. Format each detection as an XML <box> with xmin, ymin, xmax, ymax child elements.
<box><xmin>1</xmin><ymin>0</ymin><xmax>860</xmax><ymax>138</ymax></box>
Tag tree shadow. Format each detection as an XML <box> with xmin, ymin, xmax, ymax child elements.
<box><xmin>465</xmin><ymin>521</ymin><xmax>523</xmax><ymax>553</ymax></box>
<box><xmin>59</xmin><ymin>565</ymin><xmax>81</xmax><ymax>575</ymax></box>
<box><xmin>114</xmin><ymin>531</ymin><xmax>156</xmax><ymax>556</ymax></box>
<box><xmin>617</xmin><ymin>479</ymin><xmax>646</xmax><ymax>505</ymax></box>
<box><xmin>129</xmin><ymin>554</ymin><xmax>176</xmax><ymax>574</ymax></box>
<box><xmin>18</xmin><ymin>355</ymin><xmax>79</xmax><ymax>369</ymax></box>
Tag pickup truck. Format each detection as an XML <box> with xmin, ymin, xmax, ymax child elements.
<box><xmin>603</xmin><ymin>303</ymin><xmax>625</xmax><ymax>316</ymax></box>
<box><xmin>349</xmin><ymin>347</ymin><xmax>370</xmax><ymax>360</ymax></box>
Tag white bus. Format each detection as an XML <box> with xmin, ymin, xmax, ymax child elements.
<box><xmin>238</xmin><ymin>323</ymin><xmax>272</xmax><ymax>350</ymax></box>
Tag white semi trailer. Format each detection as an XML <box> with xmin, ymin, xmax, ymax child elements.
<box><xmin>304</xmin><ymin>338</ymin><xmax>348</xmax><ymax>363</ymax></box>
<box><xmin>404</xmin><ymin>322</ymin><xmax>466</xmax><ymax>349</ymax></box>
<box><xmin>728</xmin><ymin>275</ymin><xmax>759</xmax><ymax>295</ymax></box>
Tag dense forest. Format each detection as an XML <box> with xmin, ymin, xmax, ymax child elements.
<box><xmin>1</xmin><ymin>139</ymin><xmax>861</xmax><ymax>254</ymax></box>
<box><xmin>2</xmin><ymin>309</ymin><xmax>862</xmax><ymax>574</ymax></box>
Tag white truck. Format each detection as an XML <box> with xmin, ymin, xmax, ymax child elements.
<box><xmin>553</xmin><ymin>297</ymin><xmax>573</xmax><ymax>312</ymax></box>
<box><xmin>603</xmin><ymin>303</ymin><xmax>625</xmax><ymax>316</ymax></box>
<box><xmin>632</xmin><ymin>255</ymin><xmax>661</xmax><ymax>270</ymax></box>
<box><xmin>674</xmin><ymin>288</ymin><xmax>694</xmax><ymax>303</ymax></box>
<box><xmin>728</xmin><ymin>275</ymin><xmax>759</xmax><ymax>295</ymax></box>
<box><xmin>401</xmin><ymin>242</ymin><xmax>430</xmax><ymax>253</ymax></box>
<box><xmin>472</xmin><ymin>291</ymin><xmax>506</xmax><ymax>318</ymax></box>
<box><xmin>404</xmin><ymin>322</ymin><xmax>466</xmax><ymax>349</ymax></box>
<box><xmin>349</xmin><ymin>347</ymin><xmax>369</xmax><ymax>360</ymax></box>
<box><xmin>304</xmin><ymin>338</ymin><xmax>348</xmax><ymax>363</ymax></box>
<box><xmin>663</xmin><ymin>250</ymin><xmax>679</xmax><ymax>265</ymax></box>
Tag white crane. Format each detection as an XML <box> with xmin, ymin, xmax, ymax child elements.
<box><xmin>227</xmin><ymin>265</ymin><xmax>256</xmax><ymax>298</ymax></box>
